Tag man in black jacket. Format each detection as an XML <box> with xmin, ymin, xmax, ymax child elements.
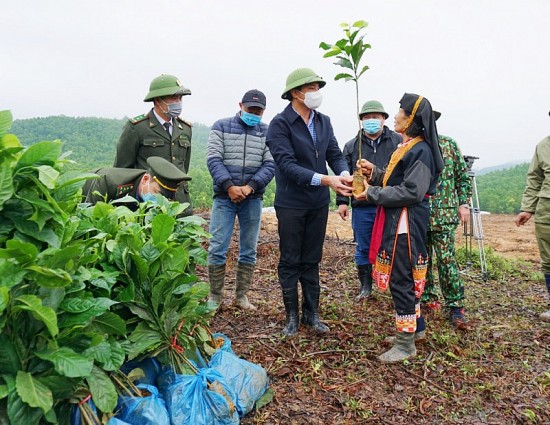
<box><xmin>337</xmin><ymin>100</ymin><xmax>401</xmax><ymax>301</ymax></box>
<box><xmin>267</xmin><ymin>67</ymin><xmax>352</xmax><ymax>337</ymax></box>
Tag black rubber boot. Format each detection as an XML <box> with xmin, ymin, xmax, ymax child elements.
<box><xmin>355</xmin><ymin>264</ymin><xmax>373</xmax><ymax>301</ymax></box>
<box><xmin>301</xmin><ymin>283</ymin><xmax>329</xmax><ymax>333</ymax></box>
<box><xmin>282</xmin><ymin>287</ymin><xmax>299</xmax><ymax>337</ymax></box>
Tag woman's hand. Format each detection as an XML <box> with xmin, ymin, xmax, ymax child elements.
<box><xmin>356</xmin><ymin>159</ymin><xmax>374</xmax><ymax>178</ymax></box>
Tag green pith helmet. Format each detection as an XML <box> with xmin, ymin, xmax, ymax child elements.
<box><xmin>143</xmin><ymin>74</ymin><xmax>191</xmax><ymax>102</ymax></box>
<box><xmin>359</xmin><ymin>100</ymin><xmax>389</xmax><ymax>119</ymax></box>
<box><xmin>281</xmin><ymin>68</ymin><xmax>326</xmax><ymax>100</ymax></box>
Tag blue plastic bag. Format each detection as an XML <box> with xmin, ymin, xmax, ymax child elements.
<box><xmin>158</xmin><ymin>367</ymin><xmax>239</xmax><ymax>425</ymax></box>
<box><xmin>107</xmin><ymin>418</ymin><xmax>130</xmax><ymax>425</ymax></box>
<box><xmin>119</xmin><ymin>357</ymin><xmax>162</xmax><ymax>386</ymax></box>
<box><xmin>209</xmin><ymin>334</ymin><xmax>269</xmax><ymax>417</ymax></box>
<box><xmin>116</xmin><ymin>384</ymin><xmax>169</xmax><ymax>425</ymax></box>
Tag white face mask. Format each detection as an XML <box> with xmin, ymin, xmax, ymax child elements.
<box><xmin>300</xmin><ymin>91</ymin><xmax>323</xmax><ymax>110</ymax></box>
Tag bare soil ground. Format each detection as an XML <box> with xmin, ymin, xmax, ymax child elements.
<box><xmin>197</xmin><ymin>212</ymin><xmax>549</xmax><ymax>424</ymax></box>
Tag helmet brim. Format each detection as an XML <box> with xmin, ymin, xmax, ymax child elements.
<box><xmin>144</xmin><ymin>87</ymin><xmax>192</xmax><ymax>102</ymax></box>
<box><xmin>281</xmin><ymin>77</ymin><xmax>326</xmax><ymax>99</ymax></box>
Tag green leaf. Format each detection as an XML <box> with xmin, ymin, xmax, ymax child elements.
<box><xmin>127</xmin><ymin>323</ymin><xmax>164</xmax><ymax>360</ymax></box>
<box><xmin>0</xmin><ymin>159</ymin><xmax>14</xmax><ymax>209</ymax></box>
<box><xmin>35</xmin><ymin>347</ymin><xmax>94</xmax><ymax>378</ymax></box>
<box><xmin>37</xmin><ymin>376</ymin><xmax>76</xmax><ymax>399</ymax></box>
<box><xmin>334</xmin><ymin>73</ymin><xmax>354</xmax><ymax>81</ymax></box>
<box><xmin>16</xmin><ymin>141</ymin><xmax>62</xmax><ymax>169</ymax></box>
<box><xmin>151</xmin><ymin>214</ymin><xmax>175</xmax><ymax>245</ymax></box>
<box><xmin>0</xmin><ymin>384</ymin><xmax>7</xmax><ymax>399</ymax></box>
<box><xmin>127</xmin><ymin>304</ymin><xmax>154</xmax><ymax>322</ymax></box>
<box><xmin>318</xmin><ymin>41</ymin><xmax>332</xmax><ymax>50</ymax></box>
<box><xmin>26</xmin><ymin>265</ymin><xmax>72</xmax><ymax>288</ymax></box>
<box><xmin>255</xmin><ymin>387</ymin><xmax>274</xmax><ymax>411</ymax></box>
<box><xmin>0</xmin><ymin>239</ymin><xmax>39</xmax><ymax>263</ymax></box>
<box><xmin>16</xmin><ymin>371</ymin><xmax>53</xmax><ymax>413</ymax></box>
<box><xmin>0</xmin><ymin>110</ymin><xmax>13</xmax><ymax>137</ymax></box>
<box><xmin>87</xmin><ymin>366</ymin><xmax>117</xmax><ymax>413</ymax></box>
<box><xmin>84</xmin><ymin>339</ymin><xmax>125</xmax><ymax>371</ymax></box>
<box><xmin>322</xmin><ymin>49</ymin><xmax>341</xmax><ymax>58</ymax></box>
<box><xmin>0</xmin><ymin>334</ymin><xmax>21</xmax><ymax>374</ymax></box>
<box><xmin>352</xmin><ymin>19</ymin><xmax>369</xmax><ymax>29</ymax></box>
<box><xmin>0</xmin><ymin>258</ymin><xmax>27</xmax><ymax>289</ymax></box>
<box><xmin>59</xmin><ymin>297</ymin><xmax>118</xmax><ymax>328</ymax></box>
<box><xmin>0</xmin><ymin>287</ymin><xmax>9</xmax><ymax>315</ymax></box>
<box><xmin>1</xmin><ymin>134</ymin><xmax>22</xmax><ymax>149</ymax></box>
<box><xmin>335</xmin><ymin>38</ymin><xmax>349</xmax><ymax>49</ymax></box>
<box><xmin>90</xmin><ymin>311</ymin><xmax>127</xmax><ymax>336</ymax></box>
<box><xmin>358</xmin><ymin>65</ymin><xmax>370</xmax><ymax>78</ymax></box>
<box><xmin>7</xmin><ymin>382</ymin><xmax>43</xmax><ymax>425</ymax></box>
<box><xmin>60</xmin><ymin>298</ymin><xmax>95</xmax><ymax>313</ymax></box>
<box><xmin>335</xmin><ymin>58</ymin><xmax>353</xmax><ymax>70</ymax></box>
<box><xmin>14</xmin><ymin>295</ymin><xmax>58</xmax><ymax>338</ymax></box>
<box><xmin>36</xmin><ymin>165</ymin><xmax>59</xmax><ymax>190</ymax></box>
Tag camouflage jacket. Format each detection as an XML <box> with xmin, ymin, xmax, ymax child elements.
<box><xmin>429</xmin><ymin>135</ymin><xmax>472</xmax><ymax>229</ymax></box>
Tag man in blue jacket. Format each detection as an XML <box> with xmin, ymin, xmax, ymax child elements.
<box><xmin>207</xmin><ymin>89</ymin><xmax>275</xmax><ymax>311</ymax></box>
<box><xmin>267</xmin><ymin>68</ymin><xmax>353</xmax><ymax>336</ymax></box>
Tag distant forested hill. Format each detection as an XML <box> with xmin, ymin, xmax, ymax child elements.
<box><xmin>9</xmin><ymin>116</ymin><xmax>528</xmax><ymax>213</ymax></box>
<box><xmin>476</xmin><ymin>163</ymin><xmax>529</xmax><ymax>214</ymax></box>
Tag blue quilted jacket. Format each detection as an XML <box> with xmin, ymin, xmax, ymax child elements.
<box><xmin>207</xmin><ymin>113</ymin><xmax>275</xmax><ymax>199</ymax></box>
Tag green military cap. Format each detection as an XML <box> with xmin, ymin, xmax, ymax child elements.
<box><xmin>281</xmin><ymin>68</ymin><xmax>326</xmax><ymax>100</ymax></box>
<box><xmin>359</xmin><ymin>100</ymin><xmax>389</xmax><ymax>119</ymax></box>
<box><xmin>144</xmin><ymin>74</ymin><xmax>192</xmax><ymax>102</ymax></box>
<box><xmin>146</xmin><ymin>156</ymin><xmax>191</xmax><ymax>199</ymax></box>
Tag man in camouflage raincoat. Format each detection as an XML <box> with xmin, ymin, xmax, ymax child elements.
<box><xmin>421</xmin><ymin>111</ymin><xmax>472</xmax><ymax>329</ymax></box>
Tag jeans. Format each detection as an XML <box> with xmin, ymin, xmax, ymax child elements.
<box><xmin>207</xmin><ymin>197</ymin><xmax>263</xmax><ymax>266</ymax></box>
<box><xmin>351</xmin><ymin>205</ymin><xmax>377</xmax><ymax>265</ymax></box>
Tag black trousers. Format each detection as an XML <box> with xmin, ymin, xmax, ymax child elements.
<box><xmin>389</xmin><ymin>234</ymin><xmax>417</xmax><ymax>316</ymax></box>
<box><xmin>275</xmin><ymin>206</ymin><xmax>329</xmax><ymax>293</ymax></box>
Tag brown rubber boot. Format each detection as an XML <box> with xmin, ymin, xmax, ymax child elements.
<box><xmin>234</xmin><ymin>262</ymin><xmax>257</xmax><ymax>310</ymax></box>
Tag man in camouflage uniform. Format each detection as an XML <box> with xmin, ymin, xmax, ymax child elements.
<box><xmin>83</xmin><ymin>156</ymin><xmax>191</xmax><ymax>208</ymax></box>
<box><xmin>421</xmin><ymin>111</ymin><xmax>472</xmax><ymax>329</ymax></box>
<box><xmin>114</xmin><ymin>74</ymin><xmax>193</xmax><ymax>213</ymax></box>
<box><xmin>515</xmin><ymin>113</ymin><xmax>550</xmax><ymax>322</ymax></box>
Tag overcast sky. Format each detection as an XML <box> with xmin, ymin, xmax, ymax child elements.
<box><xmin>2</xmin><ymin>0</ymin><xmax>549</xmax><ymax>169</ymax></box>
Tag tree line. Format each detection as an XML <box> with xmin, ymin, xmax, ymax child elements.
<box><xmin>10</xmin><ymin>116</ymin><xmax>527</xmax><ymax>213</ymax></box>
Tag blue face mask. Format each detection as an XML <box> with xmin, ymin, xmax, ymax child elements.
<box><xmin>161</xmin><ymin>99</ymin><xmax>183</xmax><ymax>118</ymax></box>
<box><xmin>241</xmin><ymin>110</ymin><xmax>262</xmax><ymax>127</ymax></box>
<box><xmin>362</xmin><ymin>118</ymin><xmax>382</xmax><ymax>135</ymax></box>
<box><xmin>166</xmin><ymin>102</ymin><xmax>182</xmax><ymax>118</ymax></box>
<box><xmin>140</xmin><ymin>180</ymin><xmax>158</xmax><ymax>204</ymax></box>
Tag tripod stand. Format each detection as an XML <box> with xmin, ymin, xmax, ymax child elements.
<box><xmin>463</xmin><ymin>156</ymin><xmax>488</xmax><ymax>281</ymax></box>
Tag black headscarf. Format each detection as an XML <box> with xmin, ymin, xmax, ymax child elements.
<box><xmin>399</xmin><ymin>93</ymin><xmax>444</xmax><ymax>174</ymax></box>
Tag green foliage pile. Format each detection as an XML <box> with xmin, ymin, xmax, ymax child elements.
<box><xmin>0</xmin><ymin>110</ymin><xmax>218</xmax><ymax>424</ymax></box>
